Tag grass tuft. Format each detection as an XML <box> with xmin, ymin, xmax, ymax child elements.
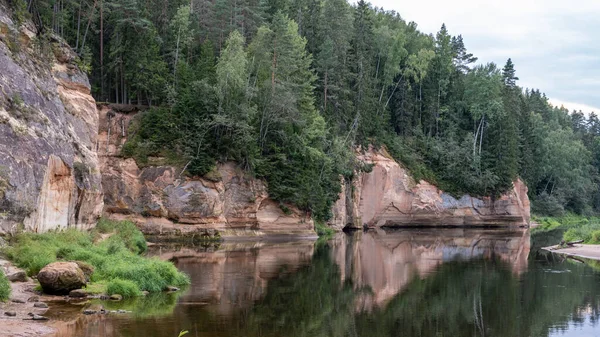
<box><xmin>315</xmin><ymin>221</ymin><xmax>334</xmax><ymax>237</ymax></box>
<box><xmin>106</xmin><ymin>278</ymin><xmax>141</xmax><ymax>298</ymax></box>
<box><xmin>3</xmin><ymin>219</ymin><xmax>189</xmax><ymax>296</ymax></box>
<box><xmin>0</xmin><ymin>270</ymin><xmax>10</xmax><ymax>302</ymax></box>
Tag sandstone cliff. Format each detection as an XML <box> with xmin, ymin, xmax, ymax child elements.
<box><xmin>0</xmin><ymin>3</ymin><xmax>529</xmax><ymax>236</ymax></box>
<box><xmin>329</xmin><ymin>147</ymin><xmax>530</xmax><ymax>230</ymax></box>
<box><xmin>97</xmin><ymin>105</ymin><xmax>314</xmax><ymax>239</ymax></box>
<box><xmin>0</xmin><ymin>6</ymin><xmax>102</xmax><ymax>233</ymax></box>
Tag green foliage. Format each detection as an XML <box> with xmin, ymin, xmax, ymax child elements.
<box><xmin>23</xmin><ymin>0</ymin><xmax>600</xmax><ymax>216</ymax></box>
<box><xmin>106</xmin><ymin>278</ymin><xmax>141</xmax><ymax>298</ymax></box>
<box><xmin>95</xmin><ymin>218</ymin><xmax>147</xmax><ymax>254</ymax></box>
<box><xmin>10</xmin><ymin>0</ymin><xmax>30</xmax><ymax>26</ymax></box>
<box><xmin>0</xmin><ymin>270</ymin><xmax>10</xmax><ymax>302</ymax></box>
<box><xmin>314</xmin><ymin>221</ymin><xmax>334</xmax><ymax>237</ymax></box>
<box><xmin>3</xmin><ymin>219</ymin><xmax>189</xmax><ymax>294</ymax></box>
<box><xmin>532</xmin><ymin>214</ymin><xmax>600</xmax><ymax>244</ymax></box>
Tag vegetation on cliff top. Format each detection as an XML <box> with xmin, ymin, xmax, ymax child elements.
<box><xmin>7</xmin><ymin>0</ymin><xmax>599</xmax><ymax>218</ymax></box>
<box><xmin>3</xmin><ymin>219</ymin><xmax>189</xmax><ymax>297</ymax></box>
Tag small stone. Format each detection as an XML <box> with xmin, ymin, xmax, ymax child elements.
<box><xmin>28</xmin><ymin>313</ymin><xmax>49</xmax><ymax>321</ymax></box>
<box><xmin>69</xmin><ymin>289</ymin><xmax>88</xmax><ymax>298</ymax></box>
<box><xmin>27</xmin><ymin>296</ymin><xmax>39</xmax><ymax>303</ymax></box>
<box><xmin>109</xmin><ymin>294</ymin><xmax>122</xmax><ymax>301</ymax></box>
<box><xmin>165</xmin><ymin>286</ymin><xmax>179</xmax><ymax>292</ymax></box>
<box><xmin>10</xmin><ymin>298</ymin><xmax>25</xmax><ymax>304</ymax></box>
<box><xmin>99</xmin><ymin>294</ymin><xmax>110</xmax><ymax>300</ymax></box>
<box><xmin>82</xmin><ymin>309</ymin><xmax>97</xmax><ymax>315</ymax></box>
<box><xmin>33</xmin><ymin>302</ymin><xmax>49</xmax><ymax>308</ymax></box>
<box><xmin>141</xmin><ymin>291</ymin><xmax>149</xmax><ymax>296</ymax></box>
<box><xmin>4</xmin><ymin>311</ymin><xmax>16</xmax><ymax>317</ymax></box>
<box><xmin>117</xmin><ymin>309</ymin><xmax>128</xmax><ymax>314</ymax></box>
<box><xmin>7</xmin><ymin>271</ymin><xmax>27</xmax><ymax>282</ymax></box>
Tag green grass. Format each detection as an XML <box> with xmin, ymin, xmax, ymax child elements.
<box><xmin>0</xmin><ymin>270</ymin><xmax>10</xmax><ymax>301</ymax></box>
<box><xmin>3</xmin><ymin>219</ymin><xmax>189</xmax><ymax>298</ymax></box>
<box><xmin>314</xmin><ymin>221</ymin><xmax>334</xmax><ymax>237</ymax></box>
<box><xmin>532</xmin><ymin>214</ymin><xmax>600</xmax><ymax>244</ymax></box>
<box><xmin>106</xmin><ymin>278</ymin><xmax>141</xmax><ymax>298</ymax></box>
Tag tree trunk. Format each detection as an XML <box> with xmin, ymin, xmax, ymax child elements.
<box><xmin>75</xmin><ymin>0</ymin><xmax>82</xmax><ymax>50</ymax></box>
<box><xmin>323</xmin><ymin>70</ymin><xmax>328</xmax><ymax>111</ymax></box>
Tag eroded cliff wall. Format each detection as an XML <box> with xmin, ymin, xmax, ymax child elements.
<box><xmin>0</xmin><ymin>6</ymin><xmax>102</xmax><ymax>233</ymax></box>
<box><xmin>97</xmin><ymin>105</ymin><xmax>315</xmax><ymax>239</ymax></box>
<box><xmin>329</xmin><ymin>148</ymin><xmax>530</xmax><ymax>230</ymax></box>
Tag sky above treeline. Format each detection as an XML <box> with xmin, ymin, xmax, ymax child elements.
<box><xmin>369</xmin><ymin>0</ymin><xmax>600</xmax><ymax>114</ymax></box>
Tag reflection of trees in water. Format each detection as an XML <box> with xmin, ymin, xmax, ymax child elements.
<box><xmin>67</xmin><ymin>241</ymin><xmax>600</xmax><ymax>337</ymax></box>
<box><xmin>244</xmin><ymin>245</ymin><xmax>600</xmax><ymax>337</ymax></box>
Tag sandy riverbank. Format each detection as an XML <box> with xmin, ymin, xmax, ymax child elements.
<box><xmin>542</xmin><ymin>244</ymin><xmax>600</xmax><ymax>261</ymax></box>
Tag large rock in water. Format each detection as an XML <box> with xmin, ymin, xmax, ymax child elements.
<box><xmin>0</xmin><ymin>5</ymin><xmax>103</xmax><ymax>234</ymax></box>
<box><xmin>329</xmin><ymin>147</ymin><xmax>530</xmax><ymax>230</ymax></box>
<box><xmin>37</xmin><ymin>262</ymin><xmax>86</xmax><ymax>295</ymax></box>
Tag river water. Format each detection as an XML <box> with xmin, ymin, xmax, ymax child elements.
<box><xmin>50</xmin><ymin>228</ymin><xmax>600</xmax><ymax>337</ymax></box>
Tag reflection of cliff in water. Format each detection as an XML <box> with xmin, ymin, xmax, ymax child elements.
<box><xmin>151</xmin><ymin>241</ymin><xmax>315</xmax><ymax>315</ymax></box>
<box><xmin>330</xmin><ymin>228</ymin><xmax>531</xmax><ymax>309</ymax></box>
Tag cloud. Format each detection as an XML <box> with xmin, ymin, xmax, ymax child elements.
<box><xmin>368</xmin><ymin>0</ymin><xmax>600</xmax><ymax>112</ymax></box>
<box><xmin>548</xmin><ymin>98</ymin><xmax>600</xmax><ymax>115</ymax></box>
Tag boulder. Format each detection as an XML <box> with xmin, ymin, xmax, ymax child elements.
<box><xmin>109</xmin><ymin>294</ymin><xmax>122</xmax><ymax>301</ymax></box>
<box><xmin>6</xmin><ymin>271</ymin><xmax>27</xmax><ymax>282</ymax></box>
<box><xmin>69</xmin><ymin>289</ymin><xmax>88</xmax><ymax>298</ymax></box>
<box><xmin>33</xmin><ymin>302</ymin><xmax>48</xmax><ymax>308</ymax></box>
<box><xmin>4</xmin><ymin>311</ymin><xmax>16</xmax><ymax>317</ymax></box>
<box><xmin>37</xmin><ymin>262</ymin><xmax>86</xmax><ymax>295</ymax></box>
<box><xmin>73</xmin><ymin>261</ymin><xmax>94</xmax><ymax>282</ymax></box>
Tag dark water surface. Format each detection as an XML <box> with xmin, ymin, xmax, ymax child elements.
<box><xmin>51</xmin><ymin>229</ymin><xmax>600</xmax><ymax>337</ymax></box>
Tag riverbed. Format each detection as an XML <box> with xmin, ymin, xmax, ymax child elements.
<box><xmin>43</xmin><ymin>228</ymin><xmax>600</xmax><ymax>337</ymax></box>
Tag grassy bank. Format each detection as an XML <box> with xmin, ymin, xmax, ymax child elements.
<box><xmin>3</xmin><ymin>219</ymin><xmax>189</xmax><ymax>298</ymax></box>
<box><xmin>0</xmin><ymin>270</ymin><xmax>9</xmax><ymax>301</ymax></box>
<box><xmin>533</xmin><ymin>214</ymin><xmax>600</xmax><ymax>244</ymax></box>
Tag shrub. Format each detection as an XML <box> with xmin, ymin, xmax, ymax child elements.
<box><xmin>106</xmin><ymin>278</ymin><xmax>141</xmax><ymax>298</ymax></box>
<box><xmin>315</xmin><ymin>221</ymin><xmax>334</xmax><ymax>237</ymax></box>
<box><xmin>0</xmin><ymin>270</ymin><xmax>10</xmax><ymax>301</ymax></box>
<box><xmin>95</xmin><ymin>218</ymin><xmax>147</xmax><ymax>254</ymax></box>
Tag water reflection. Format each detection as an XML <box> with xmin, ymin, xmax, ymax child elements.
<box><xmin>51</xmin><ymin>229</ymin><xmax>600</xmax><ymax>337</ymax></box>
<box><xmin>330</xmin><ymin>228</ymin><xmax>531</xmax><ymax>309</ymax></box>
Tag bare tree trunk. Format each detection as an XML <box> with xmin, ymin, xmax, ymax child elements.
<box><xmin>75</xmin><ymin>0</ymin><xmax>82</xmax><ymax>50</ymax></box>
<box><xmin>80</xmin><ymin>0</ymin><xmax>98</xmax><ymax>54</ymax></box>
<box><xmin>174</xmin><ymin>26</ymin><xmax>181</xmax><ymax>79</ymax></box>
<box><xmin>323</xmin><ymin>70</ymin><xmax>328</xmax><ymax>111</ymax></box>
<box><xmin>100</xmin><ymin>0</ymin><xmax>104</xmax><ymax>100</ymax></box>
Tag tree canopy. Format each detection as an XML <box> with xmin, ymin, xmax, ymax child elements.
<box><xmin>11</xmin><ymin>0</ymin><xmax>600</xmax><ymax>217</ymax></box>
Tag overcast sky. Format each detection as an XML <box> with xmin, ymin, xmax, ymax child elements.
<box><xmin>368</xmin><ymin>0</ymin><xmax>600</xmax><ymax>114</ymax></box>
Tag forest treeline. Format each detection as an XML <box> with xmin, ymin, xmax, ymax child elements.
<box><xmin>8</xmin><ymin>0</ymin><xmax>600</xmax><ymax>219</ymax></box>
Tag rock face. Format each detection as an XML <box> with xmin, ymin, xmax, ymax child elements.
<box><xmin>329</xmin><ymin>148</ymin><xmax>530</xmax><ymax>230</ymax></box>
<box><xmin>97</xmin><ymin>106</ymin><xmax>314</xmax><ymax>238</ymax></box>
<box><xmin>37</xmin><ymin>262</ymin><xmax>86</xmax><ymax>295</ymax></box>
<box><xmin>0</xmin><ymin>5</ymin><xmax>102</xmax><ymax>233</ymax></box>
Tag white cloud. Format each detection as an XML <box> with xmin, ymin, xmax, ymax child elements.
<box><xmin>548</xmin><ymin>98</ymin><xmax>600</xmax><ymax>115</ymax></box>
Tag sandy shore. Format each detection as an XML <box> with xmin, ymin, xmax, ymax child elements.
<box><xmin>542</xmin><ymin>244</ymin><xmax>600</xmax><ymax>261</ymax></box>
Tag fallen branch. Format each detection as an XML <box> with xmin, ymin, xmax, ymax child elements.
<box><xmin>559</xmin><ymin>239</ymin><xmax>584</xmax><ymax>247</ymax></box>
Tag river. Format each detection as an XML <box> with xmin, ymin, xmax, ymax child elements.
<box><xmin>48</xmin><ymin>228</ymin><xmax>600</xmax><ymax>337</ymax></box>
